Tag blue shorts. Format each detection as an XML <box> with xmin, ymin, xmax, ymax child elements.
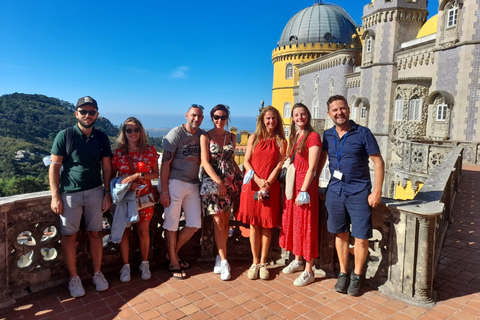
<box><xmin>325</xmin><ymin>188</ymin><xmax>372</xmax><ymax>240</ymax></box>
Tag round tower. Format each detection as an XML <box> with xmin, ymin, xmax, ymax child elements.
<box><xmin>271</xmin><ymin>1</ymin><xmax>359</xmax><ymax>131</ymax></box>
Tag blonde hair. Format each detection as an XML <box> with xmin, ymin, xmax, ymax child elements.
<box><xmin>116</xmin><ymin>117</ymin><xmax>150</xmax><ymax>154</ymax></box>
<box><xmin>253</xmin><ymin>106</ymin><xmax>286</xmax><ymax>150</ymax></box>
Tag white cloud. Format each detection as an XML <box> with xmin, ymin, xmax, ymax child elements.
<box><xmin>170</xmin><ymin>66</ymin><xmax>189</xmax><ymax>79</ymax></box>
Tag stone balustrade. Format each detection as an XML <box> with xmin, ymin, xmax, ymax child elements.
<box><xmin>0</xmin><ymin>146</ymin><xmax>463</xmax><ymax>307</ymax></box>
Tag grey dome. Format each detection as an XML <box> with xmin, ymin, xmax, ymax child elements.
<box><xmin>278</xmin><ymin>3</ymin><xmax>358</xmax><ymax>47</ymax></box>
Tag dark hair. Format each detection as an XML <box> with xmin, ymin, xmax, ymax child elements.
<box><xmin>253</xmin><ymin>105</ymin><xmax>286</xmax><ymax>150</ymax></box>
<box><xmin>210</xmin><ymin>104</ymin><xmax>231</xmax><ymax>125</ymax></box>
<box><xmin>287</xmin><ymin>103</ymin><xmax>315</xmax><ymax>157</ymax></box>
<box><xmin>327</xmin><ymin>95</ymin><xmax>349</xmax><ymax>110</ymax></box>
<box><xmin>116</xmin><ymin>117</ymin><xmax>149</xmax><ymax>154</ymax></box>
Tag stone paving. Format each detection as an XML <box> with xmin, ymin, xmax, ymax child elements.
<box><xmin>1</xmin><ymin>165</ymin><xmax>479</xmax><ymax>320</ymax></box>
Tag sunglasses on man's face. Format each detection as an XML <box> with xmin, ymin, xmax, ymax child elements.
<box><xmin>77</xmin><ymin>110</ymin><xmax>97</xmax><ymax>116</ymax></box>
<box><xmin>213</xmin><ymin>115</ymin><xmax>228</xmax><ymax>121</ymax></box>
<box><xmin>125</xmin><ymin>128</ymin><xmax>140</xmax><ymax>134</ymax></box>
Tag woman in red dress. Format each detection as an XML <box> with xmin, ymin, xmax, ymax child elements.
<box><xmin>236</xmin><ymin>106</ymin><xmax>287</xmax><ymax>280</ymax></box>
<box><xmin>279</xmin><ymin>103</ymin><xmax>322</xmax><ymax>286</ymax></box>
<box><xmin>111</xmin><ymin>117</ymin><xmax>159</xmax><ymax>282</ymax></box>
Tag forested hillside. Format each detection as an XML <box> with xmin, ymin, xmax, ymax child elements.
<box><xmin>0</xmin><ymin>93</ymin><xmax>121</xmax><ymax>196</ymax></box>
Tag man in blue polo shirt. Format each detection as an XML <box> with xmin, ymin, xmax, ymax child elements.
<box><xmin>49</xmin><ymin>96</ymin><xmax>112</xmax><ymax>298</ymax></box>
<box><xmin>318</xmin><ymin>95</ymin><xmax>384</xmax><ymax>296</ymax></box>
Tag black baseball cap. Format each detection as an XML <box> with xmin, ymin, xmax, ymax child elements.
<box><xmin>76</xmin><ymin>96</ymin><xmax>98</xmax><ymax>109</ymax></box>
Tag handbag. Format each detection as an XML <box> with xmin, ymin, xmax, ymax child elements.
<box><xmin>279</xmin><ymin>148</ymin><xmax>297</xmax><ymax>184</ymax></box>
<box><xmin>136</xmin><ymin>193</ymin><xmax>156</xmax><ymax>210</ymax></box>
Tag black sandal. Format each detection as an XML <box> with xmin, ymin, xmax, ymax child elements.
<box><xmin>169</xmin><ymin>267</ymin><xmax>185</xmax><ymax>280</ymax></box>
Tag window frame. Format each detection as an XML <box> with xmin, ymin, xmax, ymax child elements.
<box><xmin>446</xmin><ymin>3</ymin><xmax>459</xmax><ymax>29</ymax></box>
<box><xmin>408</xmin><ymin>97</ymin><xmax>423</xmax><ymax>121</ymax></box>
<box><xmin>436</xmin><ymin>104</ymin><xmax>448</xmax><ymax>121</ymax></box>
<box><xmin>360</xmin><ymin>107</ymin><xmax>367</xmax><ymax>120</ymax></box>
<box><xmin>285</xmin><ymin>63</ymin><xmax>293</xmax><ymax>79</ymax></box>
<box><xmin>394</xmin><ymin>96</ymin><xmax>404</xmax><ymax>121</ymax></box>
<box><xmin>283</xmin><ymin>102</ymin><xmax>291</xmax><ymax>119</ymax></box>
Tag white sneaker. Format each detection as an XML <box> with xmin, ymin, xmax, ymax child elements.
<box><xmin>139</xmin><ymin>261</ymin><xmax>151</xmax><ymax>280</ymax></box>
<box><xmin>213</xmin><ymin>255</ymin><xmax>222</xmax><ymax>274</ymax></box>
<box><xmin>293</xmin><ymin>271</ymin><xmax>315</xmax><ymax>286</ymax></box>
<box><xmin>220</xmin><ymin>260</ymin><xmax>231</xmax><ymax>281</ymax></box>
<box><xmin>120</xmin><ymin>264</ymin><xmax>131</xmax><ymax>283</ymax></box>
<box><xmin>92</xmin><ymin>271</ymin><xmax>109</xmax><ymax>292</ymax></box>
<box><xmin>282</xmin><ymin>260</ymin><xmax>304</xmax><ymax>274</ymax></box>
<box><xmin>68</xmin><ymin>276</ymin><xmax>85</xmax><ymax>298</ymax></box>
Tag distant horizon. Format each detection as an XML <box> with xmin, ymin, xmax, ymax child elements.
<box><xmin>102</xmin><ymin>111</ymin><xmax>258</xmax><ymax>133</ymax></box>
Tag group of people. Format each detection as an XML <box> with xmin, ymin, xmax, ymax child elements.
<box><xmin>49</xmin><ymin>95</ymin><xmax>384</xmax><ymax>299</ymax></box>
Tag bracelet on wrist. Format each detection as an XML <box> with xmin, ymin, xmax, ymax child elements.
<box><xmin>160</xmin><ymin>191</ymin><xmax>169</xmax><ymax>194</ymax></box>
<box><xmin>104</xmin><ymin>190</ymin><xmax>110</xmax><ymax>194</ymax></box>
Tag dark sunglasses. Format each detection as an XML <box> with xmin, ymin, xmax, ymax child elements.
<box><xmin>77</xmin><ymin>110</ymin><xmax>97</xmax><ymax>116</ymax></box>
<box><xmin>213</xmin><ymin>115</ymin><xmax>228</xmax><ymax>121</ymax></box>
<box><xmin>191</xmin><ymin>104</ymin><xmax>204</xmax><ymax>110</ymax></box>
<box><xmin>125</xmin><ymin>128</ymin><xmax>140</xmax><ymax>134</ymax></box>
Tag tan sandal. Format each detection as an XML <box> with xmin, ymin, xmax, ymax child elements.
<box><xmin>258</xmin><ymin>264</ymin><xmax>270</xmax><ymax>280</ymax></box>
<box><xmin>247</xmin><ymin>263</ymin><xmax>259</xmax><ymax>280</ymax></box>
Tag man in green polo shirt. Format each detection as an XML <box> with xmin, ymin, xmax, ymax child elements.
<box><xmin>49</xmin><ymin>96</ymin><xmax>112</xmax><ymax>298</ymax></box>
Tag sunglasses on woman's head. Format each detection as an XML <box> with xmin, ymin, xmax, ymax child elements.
<box><xmin>125</xmin><ymin>128</ymin><xmax>140</xmax><ymax>134</ymax></box>
<box><xmin>213</xmin><ymin>115</ymin><xmax>228</xmax><ymax>121</ymax></box>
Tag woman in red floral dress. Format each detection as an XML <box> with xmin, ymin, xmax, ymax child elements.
<box><xmin>279</xmin><ymin>103</ymin><xmax>322</xmax><ymax>286</ymax></box>
<box><xmin>111</xmin><ymin>117</ymin><xmax>159</xmax><ymax>282</ymax></box>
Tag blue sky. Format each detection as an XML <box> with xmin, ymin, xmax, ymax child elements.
<box><xmin>0</xmin><ymin>0</ymin><xmax>438</xmax><ymax>131</ymax></box>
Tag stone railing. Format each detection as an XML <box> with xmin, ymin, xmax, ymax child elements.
<box><xmin>0</xmin><ymin>146</ymin><xmax>464</xmax><ymax>307</ymax></box>
<box><xmin>372</xmin><ymin>147</ymin><xmax>463</xmax><ymax>305</ymax></box>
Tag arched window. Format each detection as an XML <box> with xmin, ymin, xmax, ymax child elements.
<box><xmin>312</xmin><ymin>97</ymin><xmax>320</xmax><ymax>119</ymax></box>
<box><xmin>408</xmin><ymin>97</ymin><xmax>422</xmax><ymax>121</ymax></box>
<box><xmin>446</xmin><ymin>2</ymin><xmax>459</xmax><ymax>28</ymax></box>
<box><xmin>283</xmin><ymin>102</ymin><xmax>291</xmax><ymax>119</ymax></box>
<box><xmin>394</xmin><ymin>95</ymin><xmax>404</xmax><ymax>121</ymax></box>
<box><xmin>285</xmin><ymin>63</ymin><xmax>293</xmax><ymax>79</ymax></box>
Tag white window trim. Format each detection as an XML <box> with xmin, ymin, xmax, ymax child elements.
<box><xmin>436</xmin><ymin>104</ymin><xmax>448</xmax><ymax>121</ymax></box>
<box><xmin>394</xmin><ymin>96</ymin><xmax>404</xmax><ymax>121</ymax></box>
<box><xmin>286</xmin><ymin>63</ymin><xmax>293</xmax><ymax>79</ymax></box>
<box><xmin>446</xmin><ymin>3</ymin><xmax>459</xmax><ymax>29</ymax></box>
<box><xmin>408</xmin><ymin>98</ymin><xmax>422</xmax><ymax>121</ymax></box>
<box><xmin>283</xmin><ymin>102</ymin><xmax>291</xmax><ymax>119</ymax></box>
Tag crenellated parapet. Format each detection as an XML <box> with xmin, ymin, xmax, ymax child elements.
<box><xmin>363</xmin><ymin>8</ymin><xmax>428</xmax><ymax>28</ymax></box>
<box><xmin>272</xmin><ymin>42</ymin><xmax>355</xmax><ymax>63</ymax></box>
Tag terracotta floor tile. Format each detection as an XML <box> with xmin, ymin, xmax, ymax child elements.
<box><xmin>179</xmin><ymin>303</ymin><xmax>201</xmax><ymax>316</ymax></box>
<box><xmin>229</xmin><ymin>305</ymin><xmax>250</xmax><ymax>318</ymax></box>
<box><xmin>163</xmin><ymin>308</ymin><xmax>186</xmax><ymax>320</ymax></box>
<box><xmin>139</xmin><ymin>308</ymin><xmax>161</xmax><ymax>320</ymax></box>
